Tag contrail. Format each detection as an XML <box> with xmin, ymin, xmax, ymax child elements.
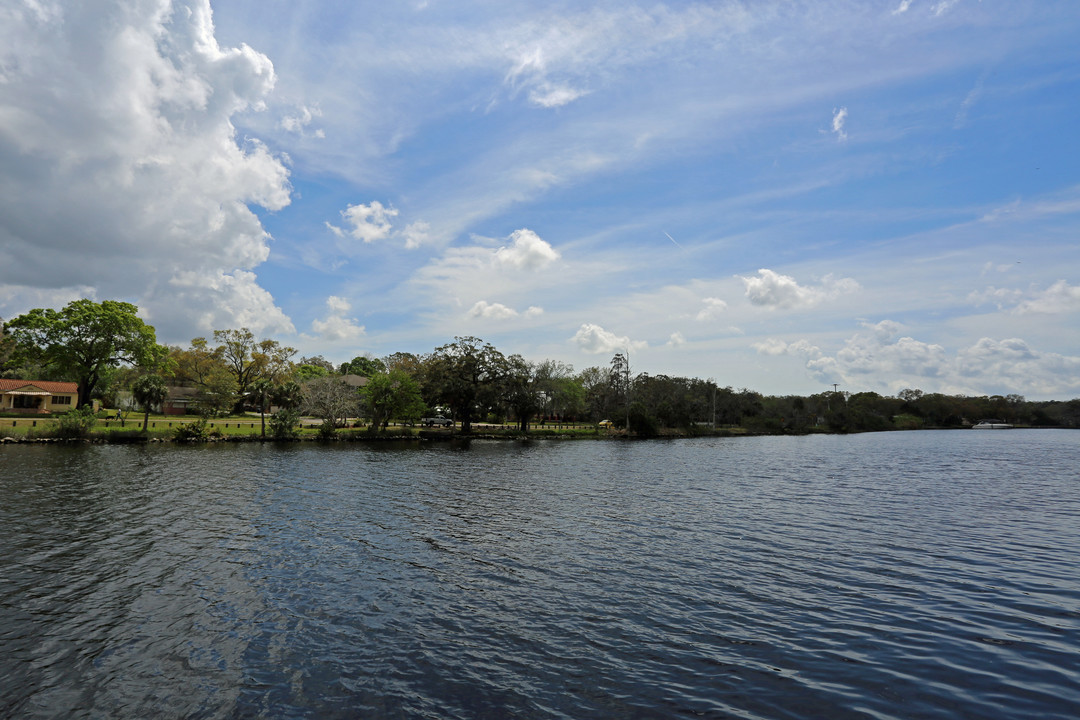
<box><xmin>664</xmin><ymin>231</ymin><xmax>683</xmax><ymax>249</ymax></box>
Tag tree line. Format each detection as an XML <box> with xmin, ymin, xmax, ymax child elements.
<box><xmin>3</xmin><ymin>299</ymin><xmax>1078</xmax><ymax>435</ymax></box>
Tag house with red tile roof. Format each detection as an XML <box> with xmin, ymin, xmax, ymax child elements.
<box><xmin>0</xmin><ymin>379</ymin><xmax>79</xmax><ymax>414</ymax></box>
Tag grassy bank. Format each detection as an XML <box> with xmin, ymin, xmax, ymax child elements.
<box><xmin>0</xmin><ymin>413</ymin><xmax>754</xmax><ymax>443</ymax></box>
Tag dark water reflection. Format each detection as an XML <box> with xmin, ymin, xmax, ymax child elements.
<box><xmin>2</xmin><ymin>431</ymin><xmax>1079</xmax><ymax>719</ymax></box>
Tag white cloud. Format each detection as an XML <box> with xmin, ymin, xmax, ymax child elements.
<box><xmin>571</xmin><ymin>323</ymin><xmax>647</xmax><ymax>354</ymax></box>
<box><xmin>966</xmin><ymin>280</ymin><xmax>1080</xmax><ymax>315</ymax></box>
<box><xmin>1015</xmin><ymin>280</ymin><xmax>1080</xmax><ymax>315</ymax></box>
<box><xmin>310</xmin><ymin>296</ymin><xmax>365</xmax><ymax>341</ymax></box>
<box><xmin>832</xmin><ymin>106</ymin><xmax>848</xmax><ymax>141</ymax></box>
<box><xmin>696</xmin><ymin>297</ymin><xmax>728</xmax><ymax>321</ymax></box>
<box><xmin>956</xmin><ymin>338</ymin><xmax>1080</xmax><ymax>396</ymax></box>
<box><xmin>494</xmin><ymin>229</ymin><xmax>561</xmax><ymax>270</ymax></box>
<box><xmin>752</xmin><ymin>338</ymin><xmax>792</xmax><ymax>356</ymax></box>
<box><xmin>893</xmin><ymin>0</ymin><xmax>914</xmax><ymax>15</ymax></box>
<box><xmin>468</xmin><ymin>301</ymin><xmax>518</xmax><ymax>320</ymax></box>
<box><xmin>932</xmin><ymin>0</ymin><xmax>961</xmax><ymax>17</ymax></box>
<box><xmin>0</xmin><ymin>0</ymin><xmax>292</xmax><ymax>342</ymax></box>
<box><xmin>327</xmin><ymin>201</ymin><xmax>399</xmax><ymax>243</ymax></box>
<box><xmin>968</xmin><ymin>286</ymin><xmax>1023</xmax><ymax>309</ymax></box>
<box><xmin>402</xmin><ymin>221</ymin><xmax>432</xmax><ymax>249</ymax></box>
<box><xmin>739</xmin><ymin>269</ymin><xmax>859</xmax><ymax>309</ymax></box>
<box><xmin>166</xmin><ymin>270</ymin><xmax>295</xmax><ymax>336</ymax></box>
<box><xmin>280</xmin><ymin>104</ymin><xmax>324</xmax><ymax>138</ymax></box>
<box><xmin>667</xmin><ymin>332</ymin><xmax>686</xmax><ymax>347</ymax></box>
<box><xmin>467</xmin><ymin>300</ymin><xmax>545</xmax><ymax>320</ymax></box>
<box><xmin>766</xmin><ymin>322</ymin><xmax>1080</xmax><ymax>396</ymax></box>
<box><xmin>529</xmin><ymin>83</ymin><xmax>589</xmax><ymax>108</ymax></box>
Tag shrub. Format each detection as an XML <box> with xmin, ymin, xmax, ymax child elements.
<box><xmin>55</xmin><ymin>407</ymin><xmax>98</xmax><ymax>438</ymax></box>
<box><xmin>316</xmin><ymin>419</ymin><xmax>337</xmax><ymax>441</ymax></box>
<box><xmin>269</xmin><ymin>409</ymin><xmax>301</xmax><ymax>441</ymax></box>
<box><xmin>174</xmin><ymin>418</ymin><xmax>208</xmax><ymax>442</ymax></box>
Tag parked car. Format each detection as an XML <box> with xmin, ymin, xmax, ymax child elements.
<box><xmin>421</xmin><ymin>416</ymin><xmax>453</xmax><ymax>427</ymax></box>
<box><xmin>597</xmin><ymin>419</ymin><xmax>613</xmax><ymax>428</ymax></box>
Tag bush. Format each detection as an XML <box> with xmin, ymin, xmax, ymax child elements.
<box><xmin>55</xmin><ymin>407</ymin><xmax>98</xmax><ymax>438</ymax></box>
<box><xmin>316</xmin><ymin>419</ymin><xmax>337</xmax><ymax>441</ymax></box>
<box><xmin>174</xmin><ymin>418</ymin><xmax>208</xmax><ymax>442</ymax></box>
<box><xmin>269</xmin><ymin>409</ymin><xmax>301</xmax><ymax>441</ymax></box>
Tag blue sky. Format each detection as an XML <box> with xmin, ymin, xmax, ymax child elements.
<box><xmin>1</xmin><ymin>0</ymin><xmax>1079</xmax><ymax>398</ymax></box>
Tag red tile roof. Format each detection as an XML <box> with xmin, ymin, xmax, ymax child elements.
<box><xmin>0</xmin><ymin>379</ymin><xmax>79</xmax><ymax>393</ymax></box>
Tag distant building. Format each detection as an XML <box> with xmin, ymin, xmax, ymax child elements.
<box><xmin>163</xmin><ymin>385</ymin><xmax>199</xmax><ymax>415</ymax></box>
<box><xmin>0</xmin><ymin>379</ymin><xmax>79</xmax><ymax>414</ymax></box>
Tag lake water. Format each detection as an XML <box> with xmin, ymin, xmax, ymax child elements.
<box><xmin>2</xmin><ymin>430</ymin><xmax>1078</xmax><ymax>719</ymax></box>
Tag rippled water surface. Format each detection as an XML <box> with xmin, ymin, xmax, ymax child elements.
<box><xmin>2</xmin><ymin>431</ymin><xmax>1079</xmax><ymax>719</ymax></box>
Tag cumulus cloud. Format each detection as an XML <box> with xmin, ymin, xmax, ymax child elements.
<box><xmin>752</xmin><ymin>338</ymin><xmax>795</xmax><ymax>356</ymax></box>
<box><xmin>893</xmin><ymin>0</ymin><xmax>913</xmax><ymax>14</ymax></box>
<box><xmin>695</xmin><ymin>297</ymin><xmax>729</xmax><ymax>321</ymax></box>
<box><xmin>967</xmin><ymin>280</ymin><xmax>1080</xmax><ymax>314</ymax></box>
<box><xmin>832</xmin><ymin>107</ymin><xmax>848</xmax><ymax>141</ymax></box>
<box><xmin>739</xmin><ymin>269</ymin><xmax>859</xmax><ymax>309</ymax></box>
<box><xmin>762</xmin><ymin>321</ymin><xmax>1080</xmax><ymax>396</ymax></box>
<box><xmin>1015</xmin><ymin>280</ymin><xmax>1080</xmax><ymax>315</ymax></box>
<box><xmin>327</xmin><ymin>201</ymin><xmax>399</xmax><ymax>243</ymax></box>
<box><xmin>310</xmin><ymin>295</ymin><xmax>365</xmax><ymax>341</ymax></box>
<box><xmin>494</xmin><ymin>229</ymin><xmax>561</xmax><ymax>270</ymax></box>
<box><xmin>467</xmin><ymin>300</ymin><xmax>543</xmax><ymax>320</ymax></box>
<box><xmin>0</xmin><ymin>0</ymin><xmax>292</xmax><ymax>340</ymax></box>
<box><xmin>165</xmin><ymin>269</ymin><xmax>295</xmax><ymax>336</ymax></box>
<box><xmin>667</xmin><ymin>332</ymin><xmax>686</xmax><ymax>347</ymax></box>
<box><xmin>954</xmin><ymin>338</ymin><xmax>1080</xmax><ymax>396</ymax></box>
<box><xmin>571</xmin><ymin>323</ymin><xmax>647</xmax><ymax>354</ymax></box>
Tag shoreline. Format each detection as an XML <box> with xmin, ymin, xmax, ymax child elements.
<box><xmin>1</xmin><ymin>425</ymin><xmax>1069</xmax><ymax>446</ymax></box>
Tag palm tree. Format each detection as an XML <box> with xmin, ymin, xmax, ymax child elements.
<box><xmin>131</xmin><ymin>374</ymin><xmax>169</xmax><ymax>432</ymax></box>
<box><xmin>249</xmin><ymin>378</ymin><xmax>274</xmax><ymax>439</ymax></box>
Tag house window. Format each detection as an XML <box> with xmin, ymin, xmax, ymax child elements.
<box><xmin>52</xmin><ymin>395</ymin><xmax>72</xmax><ymax>405</ymax></box>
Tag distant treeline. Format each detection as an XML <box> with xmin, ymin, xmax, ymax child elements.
<box><xmin>3</xmin><ymin>301</ymin><xmax>1078</xmax><ymax>435</ymax></box>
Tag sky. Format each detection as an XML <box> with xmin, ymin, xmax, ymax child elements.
<box><xmin>1</xmin><ymin>0</ymin><xmax>1079</xmax><ymax>400</ymax></box>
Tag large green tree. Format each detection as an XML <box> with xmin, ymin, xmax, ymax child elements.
<box><xmin>423</xmin><ymin>336</ymin><xmax>506</xmax><ymax>433</ymax></box>
<box><xmin>502</xmin><ymin>354</ymin><xmax>542</xmax><ymax>432</ymax></box>
<box><xmin>213</xmin><ymin>328</ymin><xmax>296</xmax><ymax>412</ymax></box>
<box><xmin>339</xmin><ymin>355</ymin><xmax>386</xmax><ymax>377</ymax></box>
<box><xmin>6</xmin><ymin>299</ymin><xmax>165</xmax><ymax>408</ymax></box>
<box><xmin>361</xmin><ymin>369</ymin><xmax>425</xmax><ymax>430</ymax></box>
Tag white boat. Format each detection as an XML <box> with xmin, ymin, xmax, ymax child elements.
<box><xmin>972</xmin><ymin>419</ymin><xmax>1013</xmax><ymax>429</ymax></box>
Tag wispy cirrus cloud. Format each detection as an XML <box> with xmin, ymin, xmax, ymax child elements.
<box><xmin>831</xmin><ymin>106</ymin><xmax>848</xmax><ymax>141</ymax></box>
